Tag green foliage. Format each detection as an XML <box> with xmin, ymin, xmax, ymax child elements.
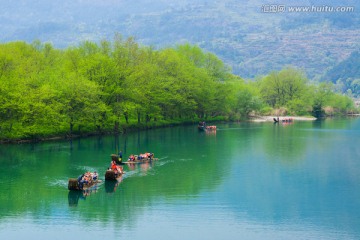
<box><xmin>258</xmin><ymin>68</ymin><xmax>355</xmax><ymax>117</ymax></box>
<box><xmin>259</xmin><ymin>67</ymin><xmax>308</xmax><ymax>108</ymax></box>
<box><xmin>0</xmin><ymin>39</ymin><xmax>355</xmax><ymax>141</ymax></box>
<box><xmin>311</xmin><ymin>83</ymin><xmax>332</xmax><ymax>117</ymax></box>
<box><xmin>0</xmin><ymin>39</ymin><xmax>256</xmax><ymax>140</ymax></box>
<box><xmin>225</xmin><ymin>78</ymin><xmax>262</xmax><ymax>120</ymax></box>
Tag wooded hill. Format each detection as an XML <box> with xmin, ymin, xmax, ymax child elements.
<box><xmin>1</xmin><ymin>0</ymin><xmax>359</xmax><ymax>81</ymax></box>
<box><xmin>323</xmin><ymin>50</ymin><xmax>360</xmax><ymax>97</ymax></box>
<box><xmin>0</xmin><ymin>38</ymin><xmax>356</xmax><ymax>141</ymax></box>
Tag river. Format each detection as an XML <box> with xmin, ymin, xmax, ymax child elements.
<box><xmin>0</xmin><ymin>118</ymin><xmax>359</xmax><ymax>239</ymax></box>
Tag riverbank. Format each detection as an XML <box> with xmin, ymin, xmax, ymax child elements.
<box><xmin>0</xmin><ymin>120</ymin><xmax>200</xmax><ymax>144</ymax></box>
<box><xmin>0</xmin><ymin>115</ymin><xmax>335</xmax><ymax>144</ymax></box>
<box><xmin>249</xmin><ymin>116</ymin><xmax>317</xmax><ymax>122</ymax></box>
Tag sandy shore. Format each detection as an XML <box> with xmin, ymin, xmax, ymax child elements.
<box><xmin>250</xmin><ymin>116</ymin><xmax>317</xmax><ymax>122</ymax></box>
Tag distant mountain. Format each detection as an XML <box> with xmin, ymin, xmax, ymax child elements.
<box><xmin>1</xmin><ymin>0</ymin><xmax>359</xmax><ymax>79</ymax></box>
<box><xmin>324</xmin><ymin>50</ymin><xmax>360</xmax><ymax>82</ymax></box>
<box><xmin>323</xmin><ymin>50</ymin><xmax>360</xmax><ymax>96</ymax></box>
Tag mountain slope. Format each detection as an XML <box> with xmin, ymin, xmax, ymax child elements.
<box><xmin>324</xmin><ymin>51</ymin><xmax>360</xmax><ymax>82</ymax></box>
<box><xmin>323</xmin><ymin>50</ymin><xmax>360</xmax><ymax>96</ymax></box>
<box><xmin>0</xmin><ymin>0</ymin><xmax>359</xmax><ymax>79</ymax></box>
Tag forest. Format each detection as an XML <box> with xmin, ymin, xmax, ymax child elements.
<box><xmin>0</xmin><ymin>36</ymin><xmax>357</xmax><ymax>141</ymax></box>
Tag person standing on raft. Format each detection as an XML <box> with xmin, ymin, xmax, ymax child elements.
<box><xmin>118</xmin><ymin>151</ymin><xmax>123</xmax><ymax>163</ymax></box>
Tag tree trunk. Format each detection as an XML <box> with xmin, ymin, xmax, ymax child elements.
<box><xmin>124</xmin><ymin>112</ymin><xmax>129</xmax><ymax>124</ymax></box>
<box><xmin>114</xmin><ymin>121</ymin><xmax>119</xmax><ymax>133</ymax></box>
<box><xmin>70</xmin><ymin>122</ymin><xmax>73</xmax><ymax>135</ymax></box>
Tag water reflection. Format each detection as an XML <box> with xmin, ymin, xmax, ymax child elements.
<box><xmin>0</xmin><ymin>119</ymin><xmax>359</xmax><ymax>239</ymax></box>
<box><xmin>68</xmin><ymin>191</ymin><xmax>85</xmax><ymax>207</ymax></box>
<box><xmin>104</xmin><ymin>180</ymin><xmax>120</xmax><ymax>194</ymax></box>
<box><xmin>262</xmin><ymin>123</ymin><xmax>307</xmax><ymax>163</ymax></box>
<box><xmin>105</xmin><ymin>175</ymin><xmax>124</xmax><ymax>194</ymax></box>
<box><xmin>68</xmin><ymin>187</ymin><xmax>99</xmax><ymax>207</ymax></box>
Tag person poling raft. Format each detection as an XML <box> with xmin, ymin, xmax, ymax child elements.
<box><xmin>68</xmin><ymin>171</ymin><xmax>99</xmax><ymax>191</ymax></box>
<box><xmin>110</xmin><ymin>151</ymin><xmax>123</xmax><ymax>164</ymax></box>
<box><xmin>198</xmin><ymin>121</ymin><xmax>207</xmax><ymax>131</ymax></box>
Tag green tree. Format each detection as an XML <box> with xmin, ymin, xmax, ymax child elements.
<box><xmin>226</xmin><ymin>78</ymin><xmax>262</xmax><ymax>119</ymax></box>
<box><xmin>57</xmin><ymin>74</ymin><xmax>107</xmax><ymax>135</ymax></box>
<box><xmin>311</xmin><ymin>82</ymin><xmax>334</xmax><ymax>118</ymax></box>
<box><xmin>259</xmin><ymin>68</ymin><xmax>307</xmax><ymax>108</ymax></box>
<box><xmin>0</xmin><ymin>38</ymin><xmax>355</xmax><ymax>142</ymax></box>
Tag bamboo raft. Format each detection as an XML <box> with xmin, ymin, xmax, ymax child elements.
<box><xmin>198</xmin><ymin>122</ymin><xmax>216</xmax><ymax>131</ymax></box>
<box><xmin>68</xmin><ymin>178</ymin><xmax>101</xmax><ymax>191</ymax></box>
<box><xmin>111</xmin><ymin>154</ymin><xmax>123</xmax><ymax>164</ymax></box>
<box><xmin>105</xmin><ymin>169</ymin><xmax>124</xmax><ymax>181</ymax></box>
<box><xmin>123</xmin><ymin>157</ymin><xmax>158</xmax><ymax>164</ymax></box>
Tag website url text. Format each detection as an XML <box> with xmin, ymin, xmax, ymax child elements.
<box><xmin>261</xmin><ymin>5</ymin><xmax>355</xmax><ymax>13</ymax></box>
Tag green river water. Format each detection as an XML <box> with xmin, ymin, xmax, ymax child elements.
<box><xmin>0</xmin><ymin>118</ymin><xmax>359</xmax><ymax>239</ymax></box>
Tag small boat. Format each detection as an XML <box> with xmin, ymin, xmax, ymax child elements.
<box><xmin>273</xmin><ymin>117</ymin><xmax>294</xmax><ymax>124</ymax></box>
<box><xmin>105</xmin><ymin>169</ymin><xmax>124</xmax><ymax>181</ymax></box>
<box><xmin>123</xmin><ymin>158</ymin><xmax>155</xmax><ymax>164</ymax></box>
<box><xmin>111</xmin><ymin>154</ymin><xmax>123</xmax><ymax>165</ymax></box>
<box><xmin>68</xmin><ymin>171</ymin><xmax>100</xmax><ymax>191</ymax></box>
<box><xmin>123</xmin><ymin>153</ymin><xmax>157</xmax><ymax>164</ymax></box>
<box><xmin>206</xmin><ymin>125</ymin><xmax>217</xmax><ymax>130</ymax></box>
<box><xmin>106</xmin><ymin>156</ymin><xmax>125</xmax><ymax>180</ymax></box>
<box><xmin>198</xmin><ymin>121</ymin><xmax>216</xmax><ymax>131</ymax></box>
<box><xmin>282</xmin><ymin>118</ymin><xmax>293</xmax><ymax>123</ymax></box>
<box><xmin>198</xmin><ymin>121</ymin><xmax>207</xmax><ymax>131</ymax></box>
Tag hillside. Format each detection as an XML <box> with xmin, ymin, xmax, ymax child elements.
<box><xmin>323</xmin><ymin>50</ymin><xmax>360</xmax><ymax>97</ymax></box>
<box><xmin>1</xmin><ymin>0</ymin><xmax>360</xmax><ymax>79</ymax></box>
<box><xmin>324</xmin><ymin>50</ymin><xmax>360</xmax><ymax>81</ymax></box>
